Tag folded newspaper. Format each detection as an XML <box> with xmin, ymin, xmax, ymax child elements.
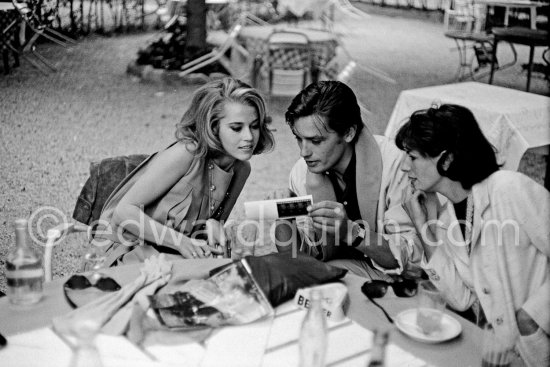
<box><xmin>149</xmin><ymin>259</ymin><xmax>273</xmax><ymax>328</ymax></box>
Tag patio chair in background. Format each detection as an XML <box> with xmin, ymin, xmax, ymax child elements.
<box><xmin>11</xmin><ymin>0</ymin><xmax>76</xmax><ymax>73</ymax></box>
<box><xmin>179</xmin><ymin>15</ymin><xmax>248</xmax><ymax>78</ymax></box>
<box><xmin>443</xmin><ymin>0</ymin><xmax>517</xmax><ymax>81</ymax></box>
<box><xmin>443</xmin><ymin>0</ymin><xmax>476</xmax><ymax>33</ymax></box>
<box><xmin>266</xmin><ymin>30</ymin><xmax>312</xmax><ymax>96</ymax></box>
<box><xmin>332</xmin><ymin>0</ymin><xmax>370</xmax><ymax>19</ymax></box>
<box><xmin>318</xmin><ymin>47</ymin><xmax>372</xmax><ymax>117</ymax></box>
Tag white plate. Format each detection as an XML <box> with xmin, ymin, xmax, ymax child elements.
<box><xmin>394</xmin><ymin>309</ymin><xmax>462</xmax><ymax>343</ymax></box>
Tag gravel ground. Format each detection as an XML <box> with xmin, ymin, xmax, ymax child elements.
<box><xmin>0</xmin><ymin>3</ymin><xmax>547</xmax><ymax>292</ymax></box>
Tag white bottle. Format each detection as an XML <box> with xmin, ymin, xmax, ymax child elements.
<box><xmin>299</xmin><ymin>289</ymin><xmax>328</xmax><ymax>367</ymax></box>
<box><xmin>6</xmin><ymin>218</ymin><xmax>43</xmax><ymax>305</ymax></box>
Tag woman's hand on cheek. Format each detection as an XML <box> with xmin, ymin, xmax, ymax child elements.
<box><xmin>402</xmin><ymin>190</ymin><xmax>429</xmax><ymax>231</ymax></box>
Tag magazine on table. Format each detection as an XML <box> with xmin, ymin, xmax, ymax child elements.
<box><xmin>149</xmin><ymin>259</ymin><xmax>273</xmax><ymax>328</ymax></box>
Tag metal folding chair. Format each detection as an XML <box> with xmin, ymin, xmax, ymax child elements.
<box><xmin>11</xmin><ymin>0</ymin><xmax>76</xmax><ymax>73</ymax></box>
<box><xmin>179</xmin><ymin>14</ymin><xmax>248</xmax><ymax>78</ymax></box>
<box><xmin>319</xmin><ymin>47</ymin><xmax>373</xmax><ymax>117</ymax></box>
<box><xmin>266</xmin><ymin>30</ymin><xmax>312</xmax><ymax>96</ymax></box>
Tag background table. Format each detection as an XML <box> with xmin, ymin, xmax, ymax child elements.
<box><xmin>238</xmin><ymin>25</ymin><xmax>338</xmax><ymax>89</ymax></box>
<box><xmin>0</xmin><ymin>258</ymin><xmax>483</xmax><ymax>367</ymax></box>
<box><xmin>385</xmin><ymin>82</ymin><xmax>550</xmax><ymax>172</ymax></box>
<box><xmin>476</xmin><ymin>0</ymin><xmax>547</xmax><ymax>29</ymax></box>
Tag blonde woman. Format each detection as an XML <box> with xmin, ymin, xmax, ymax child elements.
<box><xmin>93</xmin><ymin>78</ymin><xmax>274</xmax><ymax>266</ymax></box>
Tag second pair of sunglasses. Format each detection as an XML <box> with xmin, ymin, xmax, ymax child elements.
<box><xmin>361</xmin><ymin>279</ymin><xmax>418</xmax><ymax>324</ymax></box>
<box><xmin>361</xmin><ymin>279</ymin><xmax>418</xmax><ymax>299</ymax></box>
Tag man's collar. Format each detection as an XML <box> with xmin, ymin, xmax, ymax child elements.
<box><xmin>306</xmin><ymin>129</ymin><xmax>383</xmax><ymax>231</ymax></box>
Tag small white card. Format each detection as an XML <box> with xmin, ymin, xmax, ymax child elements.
<box><xmin>294</xmin><ymin>283</ymin><xmax>348</xmax><ymax>321</ymax></box>
<box><xmin>244</xmin><ymin>195</ymin><xmax>313</xmax><ymax>220</ymax></box>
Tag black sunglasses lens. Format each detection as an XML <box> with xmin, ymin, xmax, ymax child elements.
<box><xmin>95</xmin><ymin>277</ymin><xmax>121</xmax><ymax>291</ymax></box>
<box><xmin>361</xmin><ymin>281</ymin><xmax>389</xmax><ymax>298</ymax></box>
<box><xmin>65</xmin><ymin>275</ymin><xmax>92</xmax><ymax>290</ymax></box>
<box><xmin>392</xmin><ymin>279</ymin><xmax>418</xmax><ymax>297</ymax></box>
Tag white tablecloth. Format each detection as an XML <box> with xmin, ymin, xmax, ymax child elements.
<box><xmin>0</xmin><ymin>259</ymin><xmax>483</xmax><ymax>367</ymax></box>
<box><xmin>384</xmin><ymin>82</ymin><xmax>550</xmax><ymax>170</ymax></box>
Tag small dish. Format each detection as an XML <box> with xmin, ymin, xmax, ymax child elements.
<box><xmin>394</xmin><ymin>308</ymin><xmax>462</xmax><ymax>343</ymax></box>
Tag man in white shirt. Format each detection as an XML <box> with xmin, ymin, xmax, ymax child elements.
<box><xmin>274</xmin><ymin>81</ymin><xmax>423</xmax><ymax>279</ymax></box>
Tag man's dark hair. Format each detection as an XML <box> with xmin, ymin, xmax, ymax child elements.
<box><xmin>395</xmin><ymin>104</ymin><xmax>500</xmax><ymax>189</ymax></box>
<box><xmin>285</xmin><ymin>81</ymin><xmax>363</xmax><ymax>142</ymax></box>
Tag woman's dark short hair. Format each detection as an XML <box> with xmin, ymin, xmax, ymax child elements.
<box><xmin>395</xmin><ymin>104</ymin><xmax>500</xmax><ymax>189</ymax></box>
<box><xmin>176</xmin><ymin>77</ymin><xmax>274</xmax><ymax>157</ymax></box>
<box><xmin>285</xmin><ymin>81</ymin><xmax>363</xmax><ymax>141</ymax></box>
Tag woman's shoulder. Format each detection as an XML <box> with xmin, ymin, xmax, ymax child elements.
<box><xmin>485</xmin><ymin>170</ymin><xmax>535</xmax><ymax>191</ymax></box>
<box><xmin>150</xmin><ymin>142</ymin><xmax>202</xmax><ymax>175</ymax></box>
<box><xmin>480</xmin><ymin>170</ymin><xmax>548</xmax><ymax>204</ymax></box>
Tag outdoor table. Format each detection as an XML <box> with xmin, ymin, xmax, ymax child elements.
<box><xmin>384</xmin><ymin>82</ymin><xmax>550</xmax><ymax>173</ymax></box>
<box><xmin>475</xmin><ymin>0</ymin><xmax>547</xmax><ymax>30</ymax></box>
<box><xmin>238</xmin><ymin>24</ymin><xmax>338</xmax><ymax>90</ymax></box>
<box><xmin>489</xmin><ymin>27</ymin><xmax>549</xmax><ymax>92</ymax></box>
<box><xmin>0</xmin><ymin>258</ymin><xmax>483</xmax><ymax>366</ymax></box>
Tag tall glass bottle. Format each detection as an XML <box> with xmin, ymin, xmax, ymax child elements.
<box><xmin>299</xmin><ymin>289</ymin><xmax>328</xmax><ymax>367</ymax></box>
<box><xmin>6</xmin><ymin>218</ymin><xmax>43</xmax><ymax>305</ymax></box>
<box><xmin>367</xmin><ymin>329</ymin><xmax>389</xmax><ymax>367</ymax></box>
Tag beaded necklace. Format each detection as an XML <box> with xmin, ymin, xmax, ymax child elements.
<box><xmin>207</xmin><ymin>160</ymin><xmax>230</xmax><ymax>220</ymax></box>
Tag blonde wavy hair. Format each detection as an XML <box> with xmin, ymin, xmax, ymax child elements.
<box><xmin>175</xmin><ymin>77</ymin><xmax>274</xmax><ymax>157</ymax></box>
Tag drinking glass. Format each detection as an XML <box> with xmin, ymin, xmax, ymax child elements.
<box><xmin>80</xmin><ymin>243</ymin><xmax>107</xmax><ymax>280</ymax></box>
<box><xmin>416</xmin><ymin>280</ymin><xmax>446</xmax><ymax>334</ymax></box>
<box><xmin>481</xmin><ymin>325</ymin><xmax>514</xmax><ymax>367</ymax></box>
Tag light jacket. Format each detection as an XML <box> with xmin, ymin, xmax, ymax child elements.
<box><xmin>421</xmin><ymin>171</ymin><xmax>550</xmax><ymax>366</ymax></box>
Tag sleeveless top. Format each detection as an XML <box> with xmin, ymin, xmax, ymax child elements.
<box><xmin>92</xmin><ymin>144</ymin><xmax>251</xmax><ymax>266</ymax></box>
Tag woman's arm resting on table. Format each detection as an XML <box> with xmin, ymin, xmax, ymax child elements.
<box><xmin>112</xmin><ymin>143</ymin><xmax>219</xmax><ymax>258</ymax></box>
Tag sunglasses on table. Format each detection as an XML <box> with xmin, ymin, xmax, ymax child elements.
<box><xmin>65</xmin><ymin>274</ymin><xmax>121</xmax><ymax>291</ymax></box>
<box><xmin>63</xmin><ymin>274</ymin><xmax>121</xmax><ymax>308</ymax></box>
<box><xmin>361</xmin><ymin>279</ymin><xmax>418</xmax><ymax>323</ymax></box>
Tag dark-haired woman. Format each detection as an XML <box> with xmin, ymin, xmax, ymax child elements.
<box><xmin>395</xmin><ymin>104</ymin><xmax>549</xmax><ymax>366</ymax></box>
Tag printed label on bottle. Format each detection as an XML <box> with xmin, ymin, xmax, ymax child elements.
<box><xmin>6</xmin><ymin>269</ymin><xmax>44</xmax><ymax>279</ymax></box>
